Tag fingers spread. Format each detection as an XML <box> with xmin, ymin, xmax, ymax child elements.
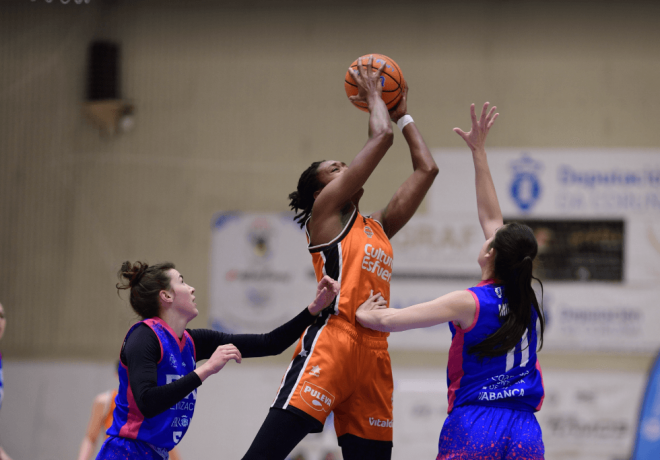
<box><xmin>487</xmin><ymin>112</ymin><xmax>499</xmax><ymax>129</ymax></box>
<box><xmin>453</xmin><ymin>127</ymin><xmax>468</xmax><ymax>141</ymax></box>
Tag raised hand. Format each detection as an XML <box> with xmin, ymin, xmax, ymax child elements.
<box><xmin>348</xmin><ymin>55</ymin><xmax>386</xmax><ymax>108</ymax></box>
<box><xmin>389</xmin><ymin>82</ymin><xmax>409</xmax><ymax>122</ymax></box>
<box><xmin>453</xmin><ymin>102</ymin><xmax>499</xmax><ymax>153</ymax></box>
<box><xmin>308</xmin><ymin>275</ymin><xmax>340</xmax><ymax>316</ymax></box>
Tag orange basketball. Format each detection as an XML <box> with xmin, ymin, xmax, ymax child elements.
<box><xmin>344</xmin><ymin>54</ymin><xmax>405</xmax><ymax>112</ymax></box>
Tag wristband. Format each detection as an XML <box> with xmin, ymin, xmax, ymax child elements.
<box><xmin>397</xmin><ymin>114</ymin><xmax>414</xmax><ymax>131</ymax></box>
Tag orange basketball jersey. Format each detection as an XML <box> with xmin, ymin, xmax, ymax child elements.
<box><xmin>104</xmin><ymin>389</ymin><xmax>118</xmax><ymax>433</ymax></box>
<box><xmin>307</xmin><ymin>207</ymin><xmax>392</xmax><ymax>336</ymax></box>
<box><xmin>271</xmin><ymin>208</ymin><xmax>395</xmax><ymax>440</ymax></box>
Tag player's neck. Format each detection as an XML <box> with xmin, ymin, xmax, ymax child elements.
<box><xmin>480</xmin><ymin>265</ymin><xmax>496</xmax><ymax>282</ymax></box>
<box><xmin>159</xmin><ymin>311</ymin><xmax>188</xmax><ymax>340</ymax></box>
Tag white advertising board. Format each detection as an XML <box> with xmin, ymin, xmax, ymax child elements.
<box><xmin>208</xmin><ymin>212</ymin><xmax>317</xmax><ymax>333</ymax></box>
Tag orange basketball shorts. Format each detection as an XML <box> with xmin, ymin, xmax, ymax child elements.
<box><xmin>271</xmin><ymin>315</ymin><xmax>394</xmax><ymax>442</ymax></box>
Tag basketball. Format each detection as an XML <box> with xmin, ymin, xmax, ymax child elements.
<box><xmin>344</xmin><ymin>54</ymin><xmax>405</xmax><ymax>112</ymax></box>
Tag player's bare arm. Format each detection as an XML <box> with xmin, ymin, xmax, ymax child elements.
<box><xmin>454</xmin><ymin>102</ymin><xmax>502</xmax><ymax>240</ymax></box>
<box><xmin>309</xmin><ymin>55</ymin><xmax>393</xmax><ymax>246</ymax></box>
<box><xmin>356</xmin><ymin>290</ymin><xmax>476</xmax><ymax>333</ymax></box>
<box><xmin>370</xmin><ymin>84</ymin><xmax>439</xmax><ymax>239</ymax></box>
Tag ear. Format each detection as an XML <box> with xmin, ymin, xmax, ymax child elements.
<box><xmin>159</xmin><ymin>289</ymin><xmax>173</xmax><ymax>307</ymax></box>
<box><xmin>484</xmin><ymin>247</ymin><xmax>496</xmax><ymax>260</ymax></box>
<box><xmin>313</xmin><ymin>189</ymin><xmax>321</xmax><ymax>200</ymax></box>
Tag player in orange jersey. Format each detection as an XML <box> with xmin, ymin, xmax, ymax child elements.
<box><xmin>242</xmin><ymin>55</ymin><xmax>439</xmax><ymax>460</ymax></box>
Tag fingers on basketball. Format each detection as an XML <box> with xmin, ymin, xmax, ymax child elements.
<box><xmin>344</xmin><ymin>54</ymin><xmax>406</xmax><ymax>113</ymax></box>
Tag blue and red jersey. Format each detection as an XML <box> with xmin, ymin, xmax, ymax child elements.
<box><xmin>0</xmin><ymin>351</ymin><xmax>4</xmax><ymax>410</ymax></box>
<box><xmin>446</xmin><ymin>280</ymin><xmax>544</xmax><ymax>413</ymax></box>
<box><xmin>107</xmin><ymin>318</ymin><xmax>197</xmax><ymax>450</ymax></box>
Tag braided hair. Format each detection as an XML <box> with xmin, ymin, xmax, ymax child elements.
<box><xmin>116</xmin><ymin>261</ymin><xmax>175</xmax><ymax>319</ymax></box>
<box><xmin>468</xmin><ymin>222</ymin><xmax>545</xmax><ymax>359</ymax></box>
<box><xmin>288</xmin><ymin>160</ymin><xmax>324</xmax><ymax>228</ymax></box>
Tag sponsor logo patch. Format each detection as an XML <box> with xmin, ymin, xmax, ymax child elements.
<box><xmin>369</xmin><ymin>417</ymin><xmax>393</xmax><ymax>428</ymax></box>
<box><xmin>300</xmin><ymin>381</ymin><xmax>334</xmax><ymax>412</ymax></box>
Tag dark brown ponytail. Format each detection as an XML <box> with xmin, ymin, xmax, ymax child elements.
<box><xmin>469</xmin><ymin>223</ymin><xmax>545</xmax><ymax>358</ymax></box>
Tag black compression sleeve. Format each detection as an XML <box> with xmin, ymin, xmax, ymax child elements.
<box><xmin>121</xmin><ymin>324</ymin><xmax>202</xmax><ymax>419</ymax></box>
<box><xmin>188</xmin><ymin>307</ymin><xmax>316</xmax><ymax>360</ymax></box>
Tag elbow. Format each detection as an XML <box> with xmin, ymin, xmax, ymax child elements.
<box><xmin>374</xmin><ymin>127</ymin><xmax>394</xmax><ymax>148</ymax></box>
<box><xmin>137</xmin><ymin>401</ymin><xmax>159</xmax><ymax>419</ymax></box>
<box><xmin>423</xmin><ymin>163</ymin><xmax>440</xmax><ymax>179</ymax></box>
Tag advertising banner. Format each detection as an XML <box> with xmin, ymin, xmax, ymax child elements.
<box><xmin>209</xmin><ymin>212</ymin><xmax>316</xmax><ymax>333</ymax></box>
<box><xmin>209</xmin><ymin>150</ymin><xmax>660</xmax><ymax>352</ymax></box>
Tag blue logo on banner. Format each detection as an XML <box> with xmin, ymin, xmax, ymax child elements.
<box><xmin>212</xmin><ymin>212</ymin><xmax>240</xmax><ymax>230</ymax></box>
<box><xmin>510</xmin><ymin>155</ymin><xmax>543</xmax><ymax>213</ymax></box>
<box><xmin>631</xmin><ymin>350</ymin><xmax>660</xmax><ymax>459</ymax></box>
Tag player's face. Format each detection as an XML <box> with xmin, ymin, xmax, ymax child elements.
<box><xmin>316</xmin><ymin>160</ymin><xmax>348</xmax><ymax>187</ymax></box>
<box><xmin>166</xmin><ymin>269</ymin><xmax>198</xmax><ymax>321</ymax></box>
<box><xmin>0</xmin><ymin>303</ymin><xmax>5</xmax><ymax>341</ymax></box>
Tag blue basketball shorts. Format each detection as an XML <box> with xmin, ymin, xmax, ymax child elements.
<box><xmin>96</xmin><ymin>436</ymin><xmax>169</xmax><ymax>460</ymax></box>
<box><xmin>437</xmin><ymin>404</ymin><xmax>544</xmax><ymax>460</ymax></box>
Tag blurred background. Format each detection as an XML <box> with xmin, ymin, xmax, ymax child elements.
<box><xmin>1</xmin><ymin>0</ymin><xmax>660</xmax><ymax>459</ymax></box>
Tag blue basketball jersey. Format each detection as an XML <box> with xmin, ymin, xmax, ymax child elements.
<box><xmin>446</xmin><ymin>280</ymin><xmax>545</xmax><ymax>413</ymax></box>
<box><xmin>0</xmin><ymin>352</ymin><xmax>4</xmax><ymax>410</ymax></box>
<box><xmin>107</xmin><ymin>318</ymin><xmax>197</xmax><ymax>451</ymax></box>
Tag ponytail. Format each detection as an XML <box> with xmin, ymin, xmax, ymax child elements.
<box><xmin>469</xmin><ymin>223</ymin><xmax>545</xmax><ymax>359</ymax></box>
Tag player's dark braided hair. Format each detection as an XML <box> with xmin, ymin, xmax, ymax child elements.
<box><xmin>116</xmin><ymin>261</ymin><xmax>175</xmax><ymax>319</ymax></box>
<box><xmin>288</xmin><ymin>160</ymin><xmax>325</xmax><ymax>228</ymax></box>
<box><xmin>468</xmin><ymin>222</ymin><xmax>545</xmax><ymax>359</ymax></box>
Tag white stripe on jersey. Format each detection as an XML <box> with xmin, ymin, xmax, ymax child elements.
<box><xmin>279</xmin><ymin>316</ymin><xmax>330</xmax><ymax>410</ymax></box>
<box><xmin>320</xmin><ymin>245</ymin><xmax>342</xmax><ymax>316</ymax></box>
<box><xmin>505</xmin><ymin>347</ymin><xmax>515</xmax><ymax>372</ymax></box>
<box><xmin>520</xmin><ymin>328</ymin><xmax>529</xmax><ymax>368</ymax></box>
<box><xmin>335</xmin><ymin>243</ymin><xmax>343</xmax><ymax>315</ymax></box>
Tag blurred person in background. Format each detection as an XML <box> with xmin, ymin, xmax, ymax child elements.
<box><xmin>96</xmin><ymin>261</ymin><xmax>338</xmax><ymax>460</ymax></box>
<box><xmin>356</xmin><ymin>103</ymin><xmax>546</xmax><ymax>459</ymax></box>
<box><xmin>0</xmin><ymin>302</ymin><xmax>14</xmax><ymax>460</ymax></box>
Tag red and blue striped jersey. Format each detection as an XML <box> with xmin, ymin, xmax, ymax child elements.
<box><xmin>446</xmin><ymin>280</ymin><xmax>545</xmax><ymax>413</ymax></box>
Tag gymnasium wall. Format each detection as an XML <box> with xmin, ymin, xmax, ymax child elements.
<box><xmin>2</xmin><ymin>0</ymin><xmax>660</xmax><ymax>359</ymax></box>
<box><xmin>1</xmin><ymin>0</ymin><xmax>659</xmax><ymax>458</ymax></box>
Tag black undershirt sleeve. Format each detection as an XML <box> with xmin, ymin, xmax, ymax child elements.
<box><xmin>188</xmin><ymin>307</ymin><xmax>315</xmax><ymax>360</ymax></box>
<box><xmin>120</xmin><ymin>307</ymin><xmax>315</xmax><ymax>419</ymax></box>
<box><xmin>121</xmin><ymin>324</ymin><xmax>202</xmax><ymax>419</ymax></box>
